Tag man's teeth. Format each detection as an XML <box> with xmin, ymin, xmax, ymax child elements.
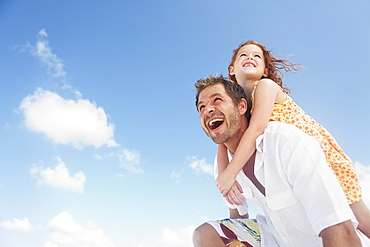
<box><xmin>210</xmin><ymin>118</ymin><xmax>222</xmax><ymax>124</ymax></box>
<box><xmin>209</xmin><ymin>118</ymin><xmax>224</xmax><ymax>129</ymax></box>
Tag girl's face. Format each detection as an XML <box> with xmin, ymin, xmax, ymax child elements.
<box><xmin>229</xmin><ymin>44</ymin><xmax>268</xmax><ymax>83</ymax></box>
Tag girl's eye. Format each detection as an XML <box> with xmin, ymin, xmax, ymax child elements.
<box><xmin>240</xmin><ymin>53</ymin><xmax>247</xmax><ymax>57</ymax></box>
<box><xmin>254</xmin><ymin>54</ymin><xmax>261</xmax><ymax>58</ymax></box>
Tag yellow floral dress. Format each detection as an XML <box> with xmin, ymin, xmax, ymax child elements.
<box><xmin>251</xmin><ymin>81</ymin><xmax>361</xmax><ymax>204</ymax></box>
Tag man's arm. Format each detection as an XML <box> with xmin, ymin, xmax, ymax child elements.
<box><xmin>320</xmin><ymin>220</ymin><xmax>361</xmax><ymax>246</ymax></box>
<box><xmin>229</xmin><ymin>209</ymin><xmax>249</xmax><ymax>219</ymax></box>
<box><xmin>277</xmin><ymin>124</ymin><xmax>359</xmax><ymax>239</ymax></box>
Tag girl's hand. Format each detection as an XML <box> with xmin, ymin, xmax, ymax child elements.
<box><xmin>216</xmin><ymin>169</ymin><xmax>236</xmax><ymax>196</ymax></box>
<box><xmin>225</xmin><ymin>181</ymin><xmax>245</xmax><ymax>206</ymax></box>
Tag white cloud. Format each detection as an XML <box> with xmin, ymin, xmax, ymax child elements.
<box><xmin>33</xmin><ymin>28</ymin><xmax>66</xmax><ymax>78</ymax></box>
<box><xmin>0</xmin><ymin>217</ymin><xmax>33</xmax><ymax>232</ymax></box>
<box><xmin>157</xmin><ymin>225</ymin><xmax>195</xmax><ymax>247</ymax></box>
<box><xmin>30</xmin><ymin>156</ymin><xmax>86</xmax><ymax>193</ymax></box>
<box><xmin>118</xmin><ymin>148</ymin><xmax>144</xmax><ymax>174</ymax></box>
<box><xmin>171</xmin><ymin>169</ymin><xmax>185</xmax><ymax>184</ymax></box>
<box><xmin>355</xmin><ymin>162</ymin><xmax>370</xmax><ymax>206</ymax></box>
<box><xmin>133</xmin><ymin>225</ymin><xmax>195</xmax><ymax>247</ymax></box>
<box><xmin>19</xmin><ymin>88</ymin><xmax>118</xmax><ymax>149</ymax></box>
<box><xmin>45</xmin><ymin>211</ymin><xmax>115</xmax><ymax>247</ymax></box>
<box><xmin>187</xmin><ymin>156</ymin><xmax>213</xmax><ymax>176</ymax></box>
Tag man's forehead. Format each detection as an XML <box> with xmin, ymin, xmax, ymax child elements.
<box><xmin>199</xmin><ymin>84</ymin><xmax>227</xmax><ymax>100</ymax></box>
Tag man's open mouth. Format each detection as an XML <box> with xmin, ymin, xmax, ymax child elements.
<box><xmin>208</xmin><ymin>118</ymin><xmax>224</xmax><ymax>130</ymax></box>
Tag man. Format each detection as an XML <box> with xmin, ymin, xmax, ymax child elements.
<box><xmin>193</xmin><ymin>75</ymin><xmax>369</xmax><ymax>246</ymax></box>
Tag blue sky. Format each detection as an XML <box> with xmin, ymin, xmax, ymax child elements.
<box><xmin>1</xmin><ymin>0</ymin><xmax>370</xmax><ymax>246</ymax></box>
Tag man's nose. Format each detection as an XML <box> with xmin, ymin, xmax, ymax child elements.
<box><xmin>204</xmin><ymin>104</ymin><xmax>215</xmax><ymax>114</ymax></box>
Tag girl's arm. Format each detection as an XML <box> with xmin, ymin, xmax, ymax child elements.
<box><xmin>217</xmin><ymin>144</ymin><xmax>228</xmax><ymax>174</ymax></box>
<box><xmin>217</xmin><ymin>144</ymin><xmax>245</xmax><ymax>205</ymax></box>
<box><xmin>216</xmin><ymin>79</ymin><xmax>282</xmax><ymax>196</ymax></box>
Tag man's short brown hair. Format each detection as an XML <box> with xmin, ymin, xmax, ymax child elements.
<box><xmin>195</xmin><ymin>75</ymin><xmax>247</xmax><ymax>111</ymax></box>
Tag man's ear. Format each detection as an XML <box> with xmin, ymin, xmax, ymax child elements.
<box><xmin>238</xmin><ymin>98</ymin><xmax>248</xmax><ymax>115</ymax></box>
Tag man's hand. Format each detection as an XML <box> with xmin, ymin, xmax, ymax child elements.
<box><xmin>216</xmin><ymin>169</ymin><xmax>237</xmax><ymax>196</ymax></box>
<box><xmin>225</xmin><ymin>181</ymin><xmax>245</xmax><ymax>205</ymax></box>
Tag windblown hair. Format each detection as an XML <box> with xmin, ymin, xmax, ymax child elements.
<box><xmin>195</xmin><ymin>75</ymin><xmax>247</xmax><ymax>110</ymax></box>
<box><xmin>228</xmin><ymin>40</ymin><xmax>304</xmax><ymax>94</ymax></box>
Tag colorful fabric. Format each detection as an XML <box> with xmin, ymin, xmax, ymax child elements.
<box><xmin>251</xmin><ymin>81</ymin><xmax>361</xmax><ymax>203</ymax></box>
<box><xmin>207</xmin><ymin>218</ymin><xmax>261</xmax><ymax>247</ymax></box>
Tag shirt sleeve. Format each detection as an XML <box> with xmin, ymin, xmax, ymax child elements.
<box><xmin>278</xmin><ymin>126</ymin><xmax>356</xmax><ymax>235</ymax></box>
<box><xmin>214</xmin><ymin>155</ymin><xmax>249</xmax><ymax>216</ymax></box>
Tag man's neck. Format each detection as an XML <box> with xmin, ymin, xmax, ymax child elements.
<box><xmin>225</xmin><ymin>138</ymin><xmax>241</xmax><ymax>155</ymax></box>
<box><xmin>225</xmin><ymin>122</ymin><xmax>248</xmax><ymax>154</ymax></box>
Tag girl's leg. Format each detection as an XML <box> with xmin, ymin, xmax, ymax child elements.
<box><xmin>350</xmin><ymin>199</ymin><xmax>370</xmax><ymax>238</ymax></box>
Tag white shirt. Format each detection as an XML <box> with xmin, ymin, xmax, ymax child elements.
<box><xmin>215</xmin><ymin>122</ymin><xmax>369</xmax><ymax>246</ymax></box>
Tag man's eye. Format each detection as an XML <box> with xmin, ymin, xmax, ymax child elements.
<box><xmin>214</xmin><ymin>98</ymin><xmax>222</xmax><ymax>102</ymax></box>
<box><xmin>198</xmin><ymin>105</ymin><xmax>205</xmax><ymax>111</ymax></box>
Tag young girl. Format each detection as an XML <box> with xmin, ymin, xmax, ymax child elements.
<box><xmin>216</xmin><ymin>40</ymin><xmax>370</xmax><ymax>237</ymax></box>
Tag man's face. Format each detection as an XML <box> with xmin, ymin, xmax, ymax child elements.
<box><xmin>197</xmin><ymin>84</ymin><xmax>243</xmax><ymax>144</ymax></box>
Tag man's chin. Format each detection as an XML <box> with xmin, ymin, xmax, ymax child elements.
<box><xmin>210</xmin><ymin>135</ymin><xmax>228</xmax><ymax>144</ymax></box>
<box><xmin>204</xmin><ymin>129</ymin><xmax>228</xmax><ymax>144</ymax></box>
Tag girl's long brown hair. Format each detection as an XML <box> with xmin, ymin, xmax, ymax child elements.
<box><xmin>228</xmin><ymin>40</ymin><xmax>303</xmax><ymax>94</ymax></box>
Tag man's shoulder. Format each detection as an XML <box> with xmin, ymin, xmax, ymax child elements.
<box><xmin>261</xmin><ymin>122</ymin><xmax>323</xmax><ymax>158</ymax></box>
<box><xmin>265</xmin><ymin>121</ymin><xmax>304</xmax><ymax>136</ymax></box>
<box><xmin>263</xmin><ymin>121</ymin><xmax>317</xmax><ymax>145</ymax></box>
